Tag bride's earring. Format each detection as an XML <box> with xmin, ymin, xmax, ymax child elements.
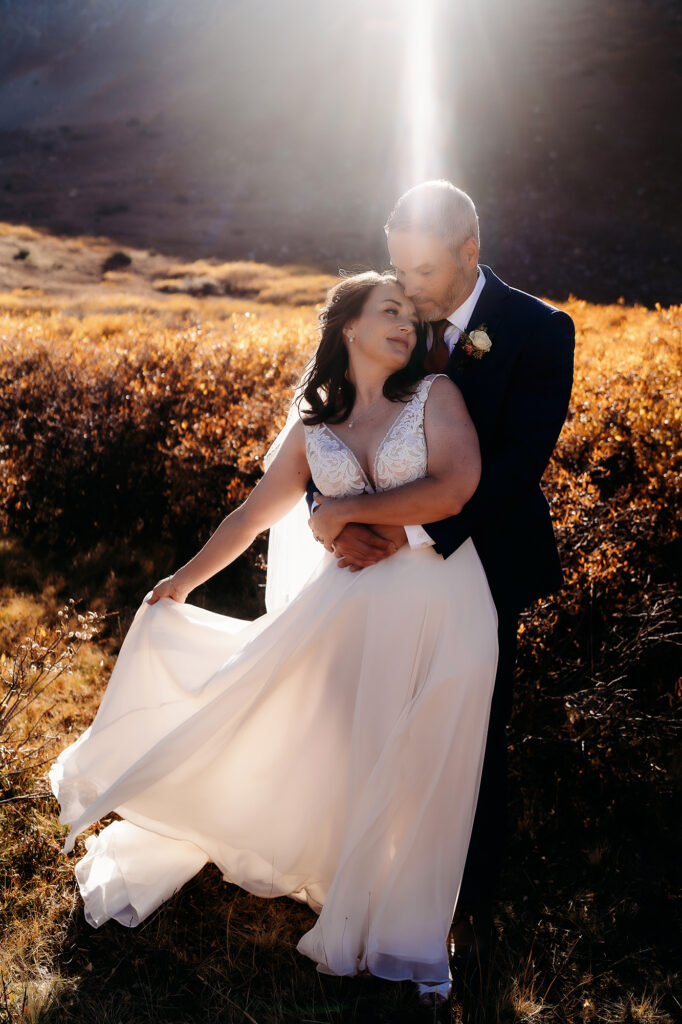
<box><xmin>348</xmin><ymin>333</ymin><xmax>355</xmax><ymax>343</ymax></box>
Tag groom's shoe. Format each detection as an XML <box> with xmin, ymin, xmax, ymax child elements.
<box><xmin>448</xmin><ymin>905</ymin><xmax>492</xmax><ymax>975</ymax></box>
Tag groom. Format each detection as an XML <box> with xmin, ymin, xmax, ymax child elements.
<box><xmin>318</xmin><ymin>180</ymin><xmax>575</xmax><ymax>957</ymax></box>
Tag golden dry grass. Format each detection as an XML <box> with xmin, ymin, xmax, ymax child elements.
<box><xmin>154</xmin><ymin>258</ymin><xmax>337</xmax><ymax>306</ymax></box>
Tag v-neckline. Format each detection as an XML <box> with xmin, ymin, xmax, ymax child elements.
<box><xmin>322</xmin><ymin>394</ymin><xmax>415</xmax><ymax>492</ymax></box>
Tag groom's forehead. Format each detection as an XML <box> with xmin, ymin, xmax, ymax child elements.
<box><xmin>387</xmin><ymin>230</ymin><xmax>447</xmax><ymax>267</ymax></box>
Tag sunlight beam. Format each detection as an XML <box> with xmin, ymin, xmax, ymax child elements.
<box><xmin>401</xmin><ymin>0</ymin><xmax>443</xmax><ymax>190</ymax></box>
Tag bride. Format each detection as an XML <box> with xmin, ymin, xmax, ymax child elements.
<box><xmin>50</xmin><ymin>270</ymin><xmax>499</xmax><ymax>1007</ymax></box>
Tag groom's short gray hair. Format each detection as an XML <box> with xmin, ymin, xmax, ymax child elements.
<box><xmin>384</xmin><ymin>180</ymin><xmax>480</xmax><ymax>250</ymax></box>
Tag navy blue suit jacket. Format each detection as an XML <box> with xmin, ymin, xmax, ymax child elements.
<box><xmin>422</xmin><ymin>266</ymin><xmax>575</xmax><ymax>612</ymax></box>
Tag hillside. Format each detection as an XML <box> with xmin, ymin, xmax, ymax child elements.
<box><xmin>0</xmin><ymin>0</ymin><xmax>681</xmax><ymax>306</ymax></box>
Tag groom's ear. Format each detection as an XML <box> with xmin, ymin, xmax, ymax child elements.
<box><xmin>460</xmin><ymin>237</ymin><xmax>479</xmax><ymax>271</ymax></box>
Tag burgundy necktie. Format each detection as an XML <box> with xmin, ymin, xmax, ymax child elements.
<box><xmin>423</xmin><ymin>319</ymin><xmax>452</xmax><ymax>373</ymax></box>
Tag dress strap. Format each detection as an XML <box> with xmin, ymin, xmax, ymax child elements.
<box><xmin>413</xmin><ymin>373</ymin><xmax>448</xmax><ymax>405</ymax></box>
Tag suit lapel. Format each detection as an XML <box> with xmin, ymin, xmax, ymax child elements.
<box><xmin>446</xmin><ymin>265</ymin><xmax>511</xmax><ymax>381</ymax></box>
<box><xmin>464</xmin><ymin>265</ymin><xmax>511</xmax><ymax>332</ymax></box>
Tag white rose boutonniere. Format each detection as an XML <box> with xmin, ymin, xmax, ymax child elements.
<box><xmin>468</xmin><ymin>329</ymin><xmax>492</xmax><ymax>353</ymax></box>
<box><xmin>457</xmin><ymin>324</ymin><xmax>493</xmax><ymax>363</ymax></box>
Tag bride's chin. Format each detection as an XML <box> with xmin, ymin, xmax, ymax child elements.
<box><xmin>384</xmin><ymin>352</ymin><xmax>411</xmax><ymax>372</ymax></box>
<box><xmin>368</xmin><ymin>350</ymin><xmax>409</xmax><ymax>377</ymax></box>
<box><xmin>379</xmin><ymin>363</ymin><xmax>405</xmax><ymax>380</ymax></box>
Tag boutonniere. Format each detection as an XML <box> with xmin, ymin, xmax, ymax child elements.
<box><xmin>458</xmin><ymin>324</ymin><xmax>492</xmax><ymax>360</ymax></box>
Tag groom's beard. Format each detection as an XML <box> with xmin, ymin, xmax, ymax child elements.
<box><xmin>417</xmin><ymin>256</ymin><xmax>469</xmax><ymax>323</ymax></box>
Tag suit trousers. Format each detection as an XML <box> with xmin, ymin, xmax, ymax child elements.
<box><xmin>457</xmin><ymin>607</ymin><xmax>519</xmax><ymax>915</ymax></box>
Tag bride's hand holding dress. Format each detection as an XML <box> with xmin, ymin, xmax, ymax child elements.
<box><xmin>145</xmin><ymin>574</ymin><xmax>190</xmax><ymax>605</ymax></box>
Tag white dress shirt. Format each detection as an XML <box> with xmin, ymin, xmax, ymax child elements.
<box><xmin>404</xmin><ymin>267</ymin><xmax>487</xmax><ymax>549</ymax></box>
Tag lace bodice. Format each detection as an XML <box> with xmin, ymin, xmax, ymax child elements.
<box><xmin>304</xmin><ymin>374</ymin><xmax>442</xmax><ymax>498</ymax></box>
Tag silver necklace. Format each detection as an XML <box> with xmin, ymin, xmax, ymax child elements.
<box><xmin>347</xmin><ymin>399</ymin><xmax>383</xmax><ymax>429</ymax></box>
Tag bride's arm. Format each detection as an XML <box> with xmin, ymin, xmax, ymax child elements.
<box><xmin>147</xmin><ymin>420</ymin><xmax>309</xmax><ymax>603</ymax></box>
<box><xmin>311</xmin><ymin>378</ymin><xmax>480</xmax><ymax>550</ymax></box>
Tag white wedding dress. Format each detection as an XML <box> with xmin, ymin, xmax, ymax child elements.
<box><xmin>49</xmin><ymin>374</ymin><xmax>498</xmax><ymax>986</ymax></box>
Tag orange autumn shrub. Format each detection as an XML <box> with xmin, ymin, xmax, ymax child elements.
<box><xmin>0</xmin><ymin>308</ymin><xmax>315</xmax><ymax>554</ymax></box>
<box><xmin>1</xmin><ymin>298</ymin><xmax>678</xmax><ymax>618</ymax></box>
<box><xmin>508</xmin><ymin>299</ymin><xmax>681</xmax><ymax>892</ymax></box>
<box><xmin>523</xmin><ymin>298</ymin><xmax>680</xmax><ymax>693</ymax></box>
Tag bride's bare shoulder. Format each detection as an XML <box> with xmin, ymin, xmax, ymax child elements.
<box><xmin>265</xmin><ymin>416</ymin><xmax>307</xmax><ymax>472</ymax></box>
<box><xmin>420</xmin><ymin>376</ymin><xmax>474</xmax><ymax>444</ymax></box>
<box><xmin>286</xmin><ymin>416</ymin><xmax>307</xmax><ymax>444</ymax></box>
<box><xmin>422</xmin><ymin>373</ymin><xmax>466</xmax><ymax>409</ymax></box>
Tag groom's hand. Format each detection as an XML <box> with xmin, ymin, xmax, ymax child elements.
<box><xmin>333</xmin><ymin>523</ymin><xmax>406</xmax><ymax>571</ymax></box>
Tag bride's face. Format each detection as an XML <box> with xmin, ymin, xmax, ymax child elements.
<box><xmin>345</xmin><ymin>282</ymin><xmax>418</xmax><ymax>372</ymax></box>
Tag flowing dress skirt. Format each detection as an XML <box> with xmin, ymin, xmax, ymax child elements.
<box><xmin>50</xmin><ymin>538</ymin><xmax>498</xmax><ymax>985</ymax></box>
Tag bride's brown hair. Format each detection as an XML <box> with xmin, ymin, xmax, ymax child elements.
<box><xmin>299</xmin><ymin>271</ymin><xmax>425</xmax><ymax>426</ymax></box>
